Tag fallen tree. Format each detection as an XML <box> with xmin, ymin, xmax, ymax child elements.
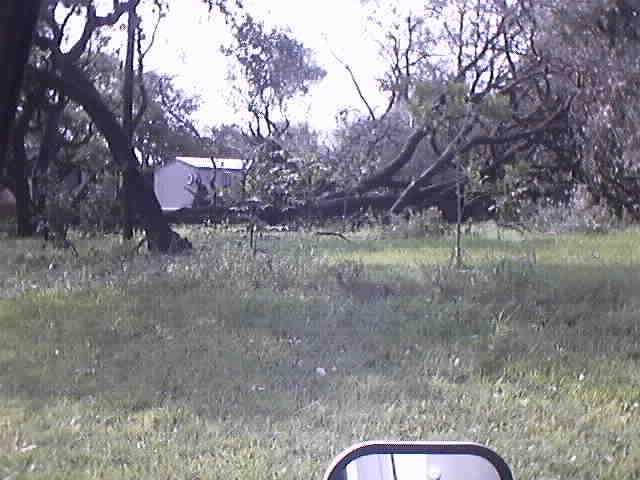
<box><xmin>163</xmin><ymin>171</ymin><xmax>494</xmax><ymax>227</ymax></box>
<box><xmin>228</xmin><ymin>0</ymin><xmax>575</xmax><ymax>227</ymax></box>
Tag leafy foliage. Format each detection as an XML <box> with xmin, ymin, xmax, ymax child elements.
<box><xmin>135</xmin><ymin>71</ymin><xmax>207</xmax><ymax>166</ymax></box>
<box><xmin>542</xmin><ymin>0</ymin><xmax>640</xmax><ymax>218</ymax></box>
<box><xmin>222</xmin><ymin>14</ymin><xmax>326</xmax><ymax>137</ymax></box>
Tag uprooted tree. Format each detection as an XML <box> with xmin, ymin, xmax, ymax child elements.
<box><xmin>198</xmin><ymin>0</ymin><xmax>640</xmax><ymax>230</ymax></box>
<box><xmin>212</xmin><ymin>0</ymin><xmax>575</xmax><ymax>227</ymax></box>
<box><xmin>342</xmin><ymin>0</ymin><xmax>640</xmax><ymax>224</ymax></box>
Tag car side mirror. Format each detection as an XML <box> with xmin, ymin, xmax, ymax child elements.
<box><xmin>323</xmin><ymin>442</ymin><xmax>513</xmax><ymax>480</ymax></box>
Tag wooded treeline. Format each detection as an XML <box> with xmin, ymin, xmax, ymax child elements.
<box><xmin>2</xmin><ymin>0</ymin><xmax>639</xmax><ymax>251</ymax></box>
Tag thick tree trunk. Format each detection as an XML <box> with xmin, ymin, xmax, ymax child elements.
<box><xmin>9</xmin><ymin>126</ymin><xmax>34</xmax><ymax>236</ymax></box>
<box><xmin>162</xmin><ymin>183</ymin><xmax>495</xmax><ymax>227</ymax></box>
<box><xmin>36</xmin><ymin>60</ymin><xmax>189</xmax><ymax>252</ymax></box>
<box><xmin>0</xmin><ymin>1</ymin><xmax>41</xmax><ymax>174</ymax></box>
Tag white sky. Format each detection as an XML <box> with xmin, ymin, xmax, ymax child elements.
<box><xmin>143</xmin><ymin>0</ymin><xmax>397</xmax><ymax>133</ymax></box>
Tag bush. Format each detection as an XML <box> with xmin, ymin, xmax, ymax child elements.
<box><xmin>526</xmin><ymin>204</ymin><xmax>625</xmax><ymax>234</ymax></box>
<box><xmin>75</xmin><ymin>176</ymin><xmax>122</xmax><ymax>234</ymax></box>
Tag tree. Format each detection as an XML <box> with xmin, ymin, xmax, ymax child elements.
<box><xmin>25</xmin><ymin>0</ymin><xmax>192</xmax><ymax>251</ymax></box>
<box><xmin>0</xmin><ymin>0</ymin><xmax>41</xmax><ymax>170</ymax></box>
<box><xmin>135</xmin><ymin>72</ymin><xmax>208</xmax><ymax>167</ymax></box>
<box><xmin>120</xmin><ymin>0</ymin><xmax>143</xmax><ymax>239</ymax></box>
<box><xmin>534</xmin><ymin>0</ymin><xmax>640</xmax><ymax>219</ymax></box>
<box><xmin>219</xmin><ymin>0</ymin><xmax>574</xmax><ymax>228</ymax></box>
<box><xmin>1</xmin><ymin>0</ymin><xmax>42</xmax><ymax>235</ymax></box>
<box><xmin>160</xmin><ymin>0</ymin><xmax>640</xmax><ymax>230</ymax></box>
<box><xmin>222</xmin><ymin>14</ymin><xmax>326</xmax><ymax>139</ymax></box>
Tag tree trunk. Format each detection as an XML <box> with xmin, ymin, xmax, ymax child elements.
<box><xmin>10</xmin><ymin>123</ymin><xmax>34</xmax><ymax>236</ymax></box>
<box><xmin>454</xmin><ymin>181</ymin><xmax>463</xmax><ymax>268</ymax></box>
<box><xmin>36</xmin><ymin>60</ymin><xmax>189</xmax><ymax>252</ymax></box>
<box><xmin>120</xmin><ymin>0</ymin><xmax>140</xmax><ymax>240</ymax></box>
<box><xmin>8</xmin><ymin>86</ymin><xmax>45</xmax><ymax>236</ymax></box>
<box><xmin>9</xmin><ymin>144</ymin><xmax>34</xmax><ymax>236</ymax></box>
<box><xmin>353</xmin><ymin>128</ymin><xmax>428</xmax><ymax>194</ymax></box>
<box><xmin>0</xmin><ymin>1</ymin><xmax>41</xmax><ymax>174</ymax></box>
<box><xmin>32</xmin><ymin>98</ymin><xmax>65</xmax><ymax>214</ymax></box>
<box><xmin>164</xmin><ymin>185</ymin><xmax>463</xmax><ymax>226</ymax></box>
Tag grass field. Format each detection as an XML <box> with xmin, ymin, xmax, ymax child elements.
<box><xmin>1</xmin><ymin>224</ymin><xmax>639</xmax><ymax>479</ymax></box>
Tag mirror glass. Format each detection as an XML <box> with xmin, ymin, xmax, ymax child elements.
<box><xmin>338</xmin><ymin>453</ymin><xmax>500</xmax><ymax>480</ymax></box>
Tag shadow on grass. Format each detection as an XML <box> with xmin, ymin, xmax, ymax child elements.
<box><xmin>2</xmin><ymin>253</ymin><xmax>639</xmax><ymax>419</ymax></box>
<box><xmin>2</xmin><ymin>227</ymin><xmax>640</xmax><ymax>480</ymax></box>
<box><xmin>2</xmin><ymin>235</ymin><xmax>640</xmax><ymax>480</ymax></box>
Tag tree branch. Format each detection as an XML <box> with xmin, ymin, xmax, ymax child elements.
<box><xmin>331</xmin><ymin>50</ymin><xmax>377</xmax><ymax>121</ymax></box>
<box><xmin>132</xmin><ymin>10</ymin><xmax>154</xmax><ymax>131</ymax></box>
<box><xmin>391</xmin><ymin>114</ymin><xmax>477</xmax><ymax>213</ymax></box>
<box><xmin>66</xmin><ymin>2</ymin><xmax>130</xmax><ymax>62</ymax></box>
<box><xmin>390</xmin><ymin>95</ymin><xmax>572</xmax><ymax>214</ymax></box>
<box><xmin>354</xmin><ymin>127</ymin><xmax>429</xmax><ymax>194</ymax></box>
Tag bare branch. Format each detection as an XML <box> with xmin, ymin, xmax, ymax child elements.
<box><xmin>66</xmin><ymin>2</ymin><xmax>130</xmax><ymax>62</ymax></box>
<box><xmin>380</xmin><ymin>89</ymin><xmax>397</xmax><ymax>120</ymax></box>
<box><xmin>249</xmin><ymin>109</ymin><xmax>263</xmax><ymax>140</ymax></box>
<box><xmin>141</xmin><ymin>0</ymin><xmax>164</xmax><ymax>58</ymax></box>
<box><xmin>49</xmin><ymin>3</ymin><xmax>80</xmax><ymax>47</ymax></box>
<box><xmin>456</xmin><ymin>4</ymin><xmax>466</xmax><ymax>74</ymax></box>
<box><xmin>452</xmin><ymin>9</ymin><xmax>509</xmax><ymax>85</ymax></box>
<box><xmin>459</xmin><ymin>97</ymin><xmax>571</xmax><ymax>155</ymax></box>
<box><xmin>331</xmin><ymin>50</ymin><xmax>377</xmax><ymax>121</ymax></box>
<box><xmin>155</xmin><ymin>81</ymin><xmax>203</xmax><ymax>142</ymax></box>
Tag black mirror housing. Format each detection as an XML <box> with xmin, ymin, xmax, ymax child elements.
<box><xmin>323</xmin><ymin>442</ymin><xmax>514</xmax><ymax>480</ymax></box>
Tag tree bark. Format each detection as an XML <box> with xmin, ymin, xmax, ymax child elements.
<box><xmin>162</xmin><ymin>183</ymin><xmax>494</xmax><ymax>227</ymax></box>
<box><xmin>121</xmin><ymin>0</ymin><xmax>140</xmax><ymax>240</ymax></box>
<box><xmin>9</xmin><ymin>140</ymin><xmax>34</xmax><ymax>236</ymax></box>
<box><xmin>32</xmin><ymin>97</ymin><xmax>65</xmax><ymax>214</ymax></box>
<box><xmin>354</xmin><ymin>128</ymin><xmax>428</xmax><ymax>194</ymax></box>
<box><xmin>0</xmin><ymin>0</ymin><xmax>41</xmax><ymax>174</ymax></box>
<box><xmin>8</xmin><ymin>86</ymin><xmax>45</xmax><ymax>236</ymax></box>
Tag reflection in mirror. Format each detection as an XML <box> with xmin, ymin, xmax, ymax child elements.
<box><xmin>338</xmin><ymin>453</ymin><xmax>501</xmax><ymax>480</ymax></box>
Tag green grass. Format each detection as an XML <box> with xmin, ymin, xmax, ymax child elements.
<box><xmin>1</xmin><ymin>225</ymin><xmax>639</xmax><ymax>479</ymax></box>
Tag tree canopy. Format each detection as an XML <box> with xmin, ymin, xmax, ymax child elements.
<box><xmin>3</xmin><ymin>0</ymin><xmax>640</xmax><ymax>244</ymax></box>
